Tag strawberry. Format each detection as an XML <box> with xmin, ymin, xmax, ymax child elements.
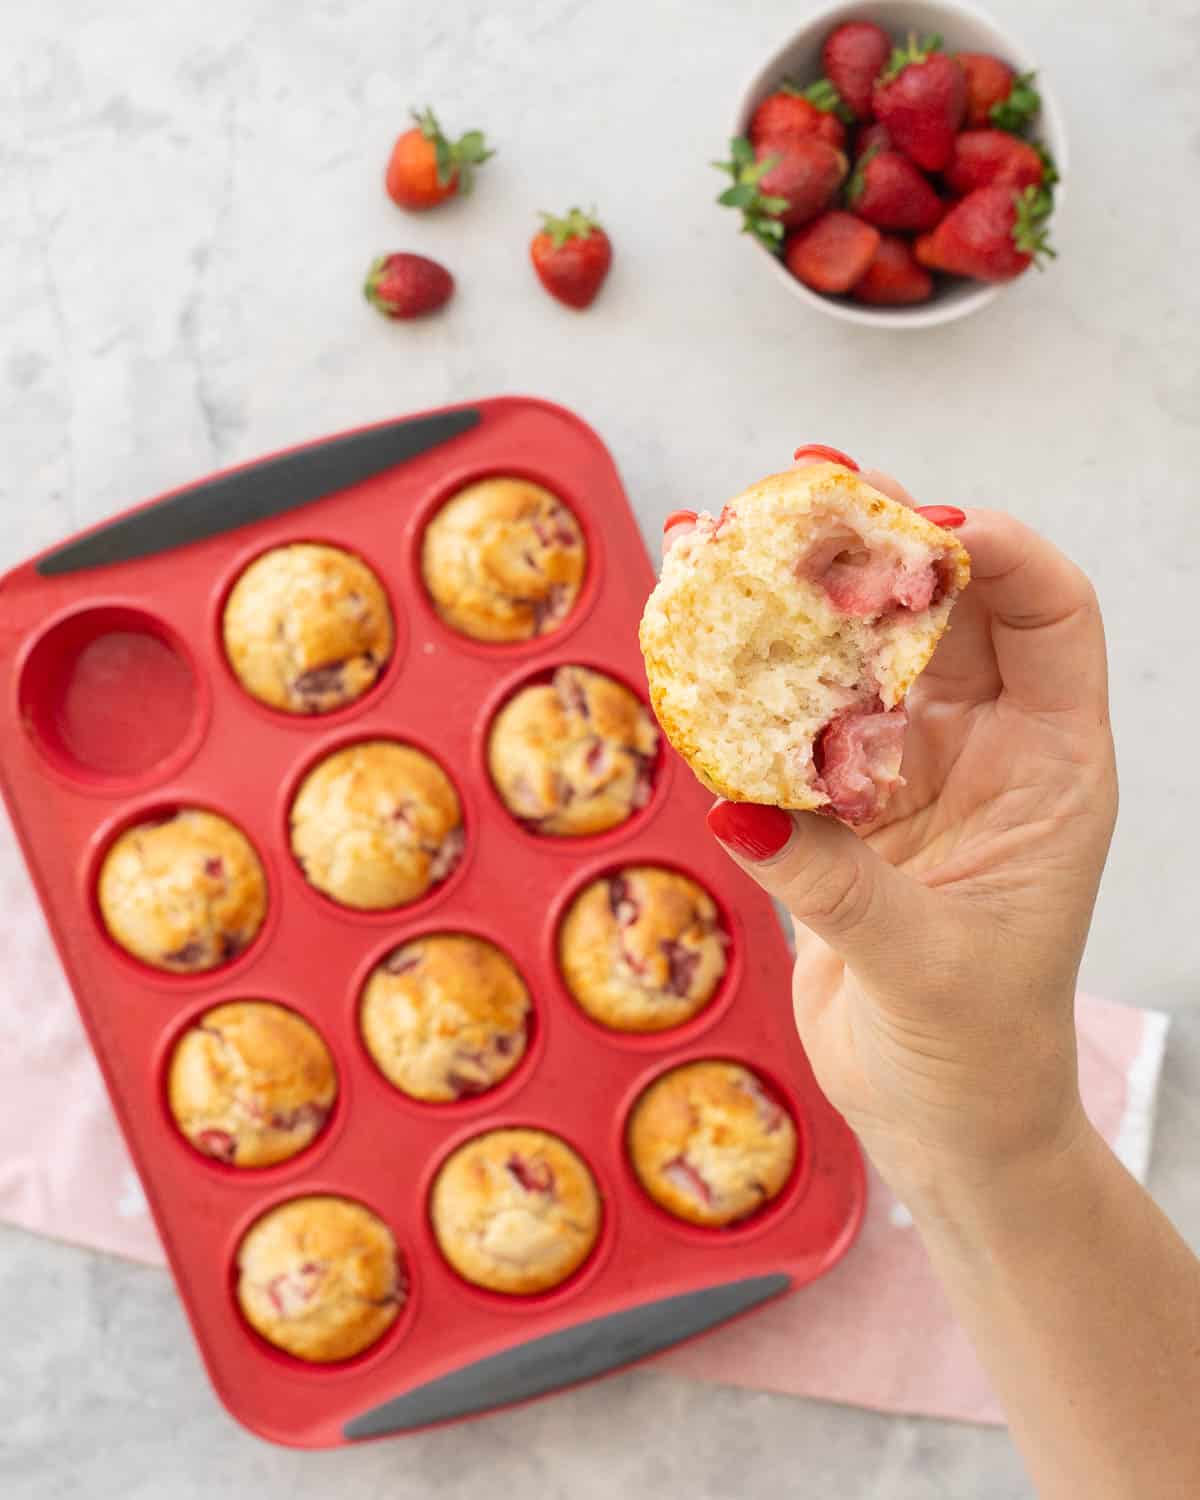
<box><xmin>363</xmin><ymin>253</ymin><xmax>454</xmax><ymax>318</ymax></box>
<box><xmin>852</xmin><ymin>235</ymin><xmax>934</xmax><ymax>305</ymax></box>
<box><xmin>749</xmin><ymin>81</ymin><xmax>847</xmax><ymax>151</ymax></box>
<box><xmin>385</xmin><ymin>107</ymin><xmax>493</xmax><ymax>210</ymax></box>
<box><xmin>847</xmin><ymin>145</ymin><xmax>944</xmax><ymax>232</ymax></box>
<box><xmin>956</xmin><ymin>53</ymin><xmax>1041</xmax><ymax>132</ymax></box>
<box><xmin>714</xmin><ymin>136</ymin><xmax>845</xmax><ymax>247</ymax></box>
<box><xmin>944</xmin><ymin>129</ymin><xmax>1048</xmax><ymax>198</ymax></box>
<box><xmin>914</xmin><ymin>184</ymin><xmax>1054</xmax><ymax>282</ymax></box>
<box><xmin>853</xmin><ymin>121</ymin><xmax>893</xmax><ymax>159</ymax></box>
<box><xmin>784</xmin><ymin>211</ymin><xmax>880</xmax><ymax>294</ymax></box>
<box><xmin>530</xmin><ymin>208</ymin><xmax>612</xmax><ymax>309</ymax></box>
<box><xmin>822</xmin><ymin>21</ymin><xmax>892</xmax><ymax>120</ymax></box>
<box><xmin>873</xmin><ymin>35</ymin><xmax>967</xmax><ymax>172</ymax></box>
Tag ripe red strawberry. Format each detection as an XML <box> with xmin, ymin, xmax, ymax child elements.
<box><xmin>847</xmin><ymin>146</ymin><xmax>943</xmax><ymax>232</ymax></box>
<box><xmin>714</xmin><ymin>136</ymin><xmax>845</xmax><ymax>247</ymax></box>
<box><xmin>822</xmin><ymin>21</ymin><xmax>892</xmax><ymax>120</ymax></box>
<box><xmin>956</xmin><ymin>53</ymin><xmax>1041</xmax><ymax>131</ymax></box>
<box><xmin>758</xmin><ymin>138</ymin><xmax>847</xmax><ymax>226</ymax></box>
<box><xmin>385</xmin><ymin>108</ymin><xmax>493</xmax><ymax>210</ymax></box>
<box><xmin>363</xmin><ymin>253</ymin><xmax>454</xmax><ymax>318</ymax></box>
<box><xmin>785</xmin><ymin>211</ymin><xmax>880</xmax><ymax>294</ymax></box>
<box><xmin>914</xmin><ymin>185</ymin><xmax>1054</xmax><ymax>282</ymax></box>
<box><xmin>852</xmin><ymin>235</ymin><xmax>934</xmax><ymax>304</ymax></box>
<box><xmin>530</xmin><ymin>208</ymin><xmax>612</xmax><ymax>309</ymax></box>
<box><xmin>944</xmin><ymin>130</ymin><xmax>1047</xmax><ymax>197</ymax></box>
<box><xmin>873</xmin><ymin>35</ymin><xmax>967</xmax><ymax>172</ymax></box>
<box><xmin>749</xmin><ymin>83</ymin><xmax>847</xmax><ymax>151</ymax></box>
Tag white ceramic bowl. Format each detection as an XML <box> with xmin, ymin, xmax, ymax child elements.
<box><xmin>733</xmin><ymin>0</ymin><xmax>1068</xmax><ymax>328</ymax></box>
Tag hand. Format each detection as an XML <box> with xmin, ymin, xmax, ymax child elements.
<box><xmin>663</xmin><ymin>451</ymin><xmax>1118</xmax><ymax>1208</ymax></box>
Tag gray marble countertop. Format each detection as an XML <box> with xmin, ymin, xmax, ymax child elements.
<box><xmin>3</xmin><ymin>1</ymin><xmax>1199</xmax><ymax>1495</ymax></box>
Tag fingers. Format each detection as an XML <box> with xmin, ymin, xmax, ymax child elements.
<box><xmin>958</xmin><ymin>509</ymin><xmax>1109</xmax><ymax>718</ymax></box>
<box><xmin>706</xmin><ymin>801</ymin><xmax>945</xmax><ymax>994</ymax></box>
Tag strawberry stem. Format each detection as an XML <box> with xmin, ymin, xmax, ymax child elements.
<box><xmin>880</xmin><ymin>32</ymin><xmax>944</xmax><ymax>83</ymax></box>
<box><xmin>410</xmin><ymin>105</ymin><xmax>494</xmax><ymax>191</ymax></box>
<box><xmin>1012</xmin><ymin>184</ymin><xmax>1057</xmax><ymax>266</ymax></box>
<box><xmin>538</xmin><ymin>207</ymin><xmax>602</xmax><ymax>250</ymax></box>
<box><xmin>713</xmin><ymin>136</ymin><xmax>790</xmax><ymax>252</ymax></box>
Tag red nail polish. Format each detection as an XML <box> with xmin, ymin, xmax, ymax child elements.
<box><xmin>663</xmin><ymin>509</ymin><xmax>698</xmax><ymax>533</ymax></box>
<box><xmin>706</xmin><ymin>801</ymin><xmax>793</xmax><ymax>861</ymax></box>
<box><xmin>915</xmin><ymin>505</ymin><xmax>966</xmax><ymax>530</ymax></box>
<box><xmin>793</xmin><ymin>444</ymin><xmax>859</xmax><ymax>472</ymax></box>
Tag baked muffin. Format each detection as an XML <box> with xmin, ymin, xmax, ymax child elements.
<box><xmin>235</xmin><ymin>1195</ymin><xmax>404</xmax><ymax>1362</ymax></box>
<box><xmin>222</xmin><ymin>543</ymin><xmax>393</xmax><ymax>714</ymax></box>
<box><xmin>488</xmin><ymin>665</ymin><xmax>658</xmax><ymax>836</ymax></box>
<box><xmin>360</xmin><ymin>935</ymin><xmax>531</xmax><ymax>1102</ymax></box>
<box><xmin>97</xmin><ymin>810</ymin><xmax>267</xmax><ymax>972</ymax></box>
<box><xmin>627</xmin><ymin>1061</ymin><xmax>797</xmax><ymax>1227</ymax></box>
<box><xmin>421</xmin><ymin>477</ymin><xmax>586</xmax><ymax>642</ymax></box>
<box><xmin>167</xmin><ymin>1002</ymin><xmax>337</xmax><ymax>1167</ymax></box>
<box><xmin>431</xmin><ymin>1128</ymin><xmax>601</xmax><ymax>1294</ymax></box>
<box><xmin>290</xmin><ymin>741</ymin><xmax>464</xmax><ymax>910</ymax></box>
<box><xmin>559</xmin><ymin>867</ymin><xmax>726</xmax><ymax>1032</ymax></box>
<box><xmin>639</xmin><ymin>463</ymin><xmax>970</xmax><ymax>823</ymax></box>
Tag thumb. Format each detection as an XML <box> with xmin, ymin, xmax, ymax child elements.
<box><xmin>706</xmin><ymin>801</ymin><xmax>944</xmax><ymax>994</ymax></box>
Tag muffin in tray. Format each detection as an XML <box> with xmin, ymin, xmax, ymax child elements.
<box><xmin>421</xmin><ymin>476</ymin><xmax>586</xmax><ymax>642</ymax></box>
<box><xmin>627</xmin><ymin>1060</ymin><xmax>797</xmax><ymax>1227</ymax></box>
<box><xmin>235</xmin><ymin>1195</ymin><xmax>404</xmax><ymax>1362</ymax></box>
<box><xmin>360</xmin><ymin>934</ymin><xmax>531</xmax><ymax>1102</ymax></box>
<box><xmin>289</xmin><ymin>741</ymin><xmax>464</xmax><ymax>910</ymax></box>
<box><xmin>639</xmin><ymin>463</ymin><xmax>970</xmax><ymax>823</ymax></box>
<box><xmin>559</xmin><ymin>866</ymin><xmax>727</xmax><ymax>1032</ymax></box>
<box><xmin>430</xmin><ymin>1128</ymin><xmax>601</xmax><ymax>1294</ymax></box>
<box><xmin>222</xmin><ymin>543</ymin><xmax>394</xmax><ymax>714</ymax></box>
<box><xmin>97</xmin><ymin>809</ymin><xmax>267</xmax><ymax>973</ymax></box>
<box><xmin>167</xmin><ymin>1001</ymin><xmax>337</xmax><ymax>1167</ymax></box>
<box><xmin>487</xmin><ymin>665</ymin><xmax>658</xmax><ymax>836</ymax></box>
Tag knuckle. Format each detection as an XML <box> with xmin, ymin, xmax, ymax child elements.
<box><xmin>793</xmin><ymin>854</ymin><xmax>874</xmax><ymax>935</ymax></box>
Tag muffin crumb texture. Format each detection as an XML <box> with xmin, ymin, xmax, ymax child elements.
<box><xmin>639</xmin><ymin>464</ymin><xmax>970</xmax><ymax>822</ymax></box>
<box><xmin>488</xmin><ymin>665</ymin><xmax>658</xmax><ymax>836</ymax></box>
<box><xmin>168</xmin><ymin>1002</ymin><xmax>337</xmax><ymax>1167</ymax></box>
<box><xmin>361</xmin><ymin>935</ymin><xmax>531</xmax><ymax>1101</ymax></box>
<box><xmin>222</xmin><ymin>543</ymin><xmax>394</xmax><ymax>714</ymax></box>
<box><xmin>236</xmin><ymin>1195</ymin><xmax>404</xmax><ymax>1362</ymax></box>
<box><xmin>628</xmin><ymin>1060</ymin><xmax>797</xmax><ymax>1227</ymax></box>
<box><xmin>422</xmin><ymin>477</ymin><xmax>586</xmax><ymax>642</ymax></box>
<box><xmin>431</xmin><ymin>1128</ymin><xmax>601</xmax><ymax>1294</ymax></box>
<box><xmin>290</xmin><ymin>741</ymin><xmax>463</xmax><ymax>910</ymax></box>
<box><xmin>559</xmin><ymin>866</ymin><xmax>726</xmax><ymax>1031</ymax></box>
<box><xmin>98</xmin><ymin>810</ymin><xmax>267</xmax><ymax>972</ymax></box>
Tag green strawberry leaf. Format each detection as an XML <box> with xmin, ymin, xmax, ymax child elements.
<box><xmin>845</xmin><ymin>142</ymin><xmax>880</xmax><ymax>205</ymax></box>
<box><xmin>712</xmin><ymin>137</ymin><xmax>790</xmax><ymax>255</ymax></box>
<box><xmin>718</xmin><ymin>183</ymin><xmax>758</xmax><ymax>208</ymax></box>
<box><xmin>1011</xmin><ymin>184</ymin><xmax>1057</xmax><ymax>266</ymax></box>
<box><xmin>801</xmin><ymin>76</ymin><xmax>854</xmax><ymax>122</ymax></box>
<box><xmin>539</xmin><ymin>207</ymin><xmax>601</xmax><ymax>249</ymax></box>
<box><xmin>990</xmin><ymin>71</ymin><xmax>1042</xmax><ymax>133</ymax></box>
<box><xmin>880</xmin><ymin>31</ymin><xmax>943</xmax><ymax>83</ymax></box>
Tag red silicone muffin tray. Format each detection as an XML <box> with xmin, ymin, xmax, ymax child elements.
<box><xmin>0</xmin><ymin>397</ymin><xmax>865</xmax><ymax>1448</ymax></box>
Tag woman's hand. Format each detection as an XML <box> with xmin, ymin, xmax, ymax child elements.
<box><xmin>666</xmin><ymin>452</ymin><xmax>1118</xmax><ymax>1209</ymax></box>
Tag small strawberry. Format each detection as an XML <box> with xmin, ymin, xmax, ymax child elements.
<box><xmin>944</xmin><ymin>129</ymin><xmax>1048</xmax><ymax>198</ymax></box>
<box><xmin>363</xmin><ymin>253</ymin><xmax>454</xmax><ymax>318</ymax></box>
<box><xmin>847</xmin><ymin>145</ymin><xmax>944</xmax><ymax>232</ymax></box>
<box><xmin>530</xmin><ymin>208</ymin><xmax>612</xmax><ymax>309</ymax></box>
<box><xmin>714</xmin><ymin>136</ymin><xmax>846</xmax><ymax>247</ymax></box>
<box><xmin>956</xmin><ymin>53</ymin><xmax>1041</xmax><ymax>132</ymax></box>
<box><xmin>749</xmin><ymin>81</ymin><xmax>848</xmax><ymax>151</ymax></box>
<box><xmin>873</xmin><ymin>34</ymin><xmax>967</xmax><ymax>172</ymax></box>
<box><xmin>852</xmin><ymin>235</ymin><xmax>934</xmax><ymax>305</ymax></box>
<box><xmin>853</xmin><ymin>121</ymin><xmax>893</xmax><ymax>159</ymax></box>
<box><xmin>385</xmin><ymin>107</ymin><xmax>493</xmax><ymax>210</ymax></box>
<box><xmin>784</xmin><ymin>211</ymin><xmax>880</xmax><ymax>294</ymax></box>
<box><xmin>822</xmin><ymin>20</ymin><xmax>893</xmax><ymax>120</ymax></box>
<box><xmin>914</xmin><ymin>184</ymin><xmax>1054</xmax><ymax>283</ymax></box>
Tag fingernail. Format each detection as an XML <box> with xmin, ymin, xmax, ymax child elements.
<box><xmin>707</xmin><ymin>801</ymin><xmax>793</xmax><ymax>861</ymax></box>
<box><xmin>663</xmin><ymin>509</ymin><xmax>697</xmax><ymax>533</ymax></box>
<box><xmin>916</xmin><ymin>505</ymin><xmax>966</xmax><ymax>530</ymax></box>
<box><xmin>793</xmin><ymin>444</ymin><xmax>859</xmax><ymax>472</ymax></box>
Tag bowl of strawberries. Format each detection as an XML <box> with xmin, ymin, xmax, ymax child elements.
<box><xmin>720</xmin><ymin>0</ymin><xmax>1066</xmax><ymax>327</ymax></box>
